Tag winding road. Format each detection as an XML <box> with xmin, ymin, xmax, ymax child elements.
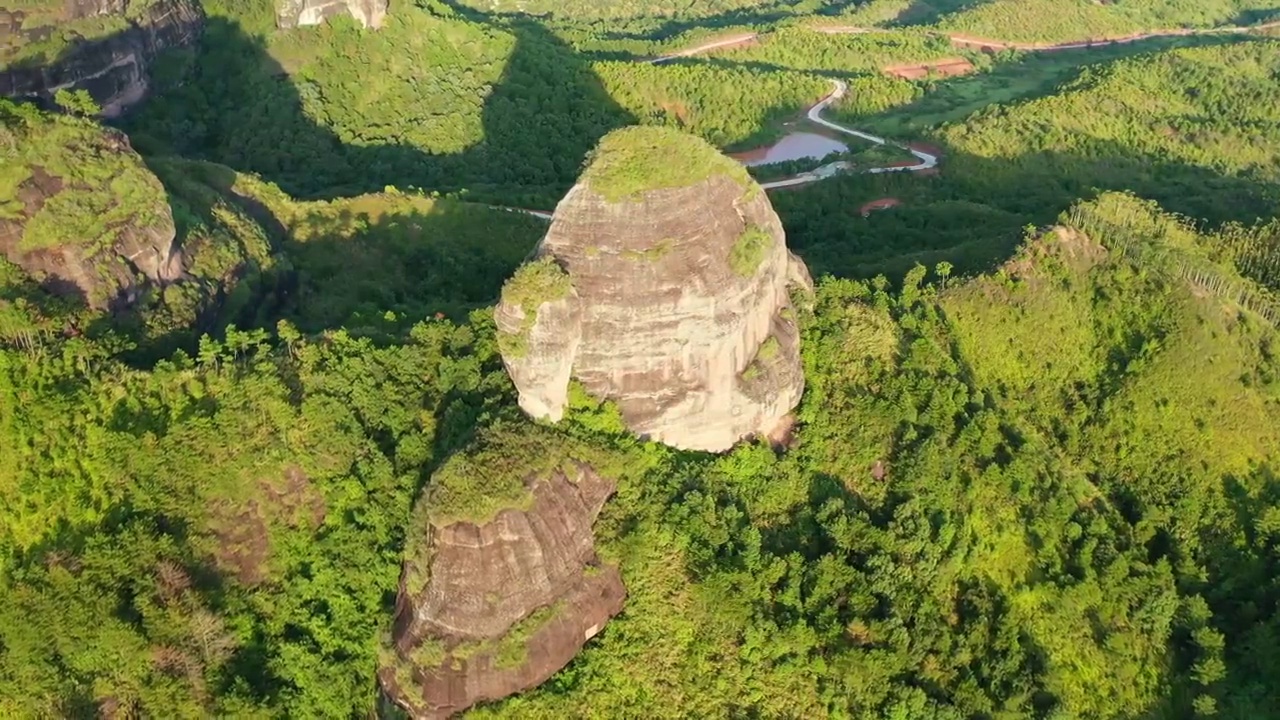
<box><xmin>498</xmin><ymin>19</ymin><xmax>1277</xmax><ymax>217</ymax></box>
<box><xmin>757</xmin><ymin>79</ymin><xmax>937</xmax><ymax>190</ymax></box>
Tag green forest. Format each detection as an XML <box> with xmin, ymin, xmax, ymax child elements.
<box><xmin>4</xmin><ymin>0</ymin><xmax>1280</xmax><ymax>717</ymax></box>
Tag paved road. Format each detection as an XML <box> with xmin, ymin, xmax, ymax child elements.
<box><xmin>648</xmin><ymin>33</ymin><xmax>759</xmax><ymax>64</ymax></box>
<box><xmin>760</xmin><ymin>79</ymin><xmax>938</xmax><ymax>189</ymax></box>
<box><xmin>506</xmin><ymin>19</ymin><xmax>1276</xmax><ymax>213</ymax></box>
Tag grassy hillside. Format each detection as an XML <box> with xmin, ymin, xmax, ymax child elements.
<box><xmin>939</xmin><ymin>40</ymin><xmax>1280</xmax><ymax>223</ymax></box>
<box><xmin>819</xmin><ymin>0</ymin><xmax>1280</xmax><ymax>39</ymax></box>
<box><xmin>6</xmin><ymin>188</ymin><xmax>1279</xmax><ymax>718</ymax></box>
<box><xmin>935</xmin><ymin>0</ymin><xmax>1280</xmax><ymax>42</ymax></box>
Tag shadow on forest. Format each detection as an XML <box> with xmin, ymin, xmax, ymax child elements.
<box><xmin>10</xmin><ymin>6</ymin><xmax>632</xmax><ymax>353</ymax></box>
<box><xmin>768</xmin><ymin>129</ymin><xmax>1280</xmax><ymax>282</ymax></box>
<box><xmin>1188</xmin><ymin>467</ymin><xmax>1280</xmax><ymax>715</ymax></box>
<box><xmin>14</xmin><ymin>4</ymin><xmax>1280</xmax><ymax>333</ymax></box>
<box><xmin>124</xmin><ymin>11</ymin><xmax>635</xmax><ymax>206</ymax></box>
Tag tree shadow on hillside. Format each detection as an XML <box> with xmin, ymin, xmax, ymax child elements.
<box><xmin>768</xmin><ymin>134</ymin><xmax>1280</xmax><ymax>282</ymax></box>
<box><xmin>1181</xmin><ymin>468</ymin><xmax>1280</xmax><ymax>717</ymax></box>
<box><xmin>122</xmin><ymin>11</ymin><xmax>633</xmax><ymax>208</ymax></box>
<box><xmin>11</xmin><ymin>7</ymin><xmax>634</xmax><ymax>352</ymax></box>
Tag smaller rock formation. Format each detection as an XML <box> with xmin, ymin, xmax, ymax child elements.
<box><xmin>496</xmin><ymin>126</ymin><xmax>812</xmax><ymax>452</ymax></box>
<box><xmin>381</xmin><ymin>425</ymin><xmax>624</xmax><ymax>718</ymax></box>
<box><xmin>1</xmin><ymin>101</ymin><xmax>181</xmax><ymax>308</ymax></box>
<box><xmin>0</xmin><ymin>0</ymin><xmax>204</xmax><ymax>116</ymax></box>
<box><xmin>275</xmin><ymin>0</ymin><xmax>386</xmax><ymax>29</ymax></box>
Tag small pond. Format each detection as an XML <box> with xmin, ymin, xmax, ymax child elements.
<box><xmin>733</xmin><ymin>131</ymin><xmax>849</xmax><ymax>166</ymax></box>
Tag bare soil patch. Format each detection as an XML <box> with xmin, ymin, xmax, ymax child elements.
<box><xmin>883</xmin><ymin>57</ymin><xmax>975</xmax><ymax>80</ymax></box>
<box><xmin>859</xmin><ymin>197</ymin><xmax>903</xmax><ymax>216</ymax></box>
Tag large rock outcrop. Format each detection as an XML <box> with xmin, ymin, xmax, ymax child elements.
<box><xmin>0</xmin><ymin>0</ymin><xmax>203</xmax><ymax>116</ymax></box>
<box><xmin>275</xmin><ymin>0</ymin><xmax>386</xmax><ymax>29</ymax></box>
<box><xmin>380</xmin><ymin>425</ymin><xmax>624</xmax><ymax>718</ymax></box>
<box><xmin>496</xmin><ymin>126</ymin><xmax>812</xmax><ymax>452</ymax></box>
<box><xmin>1</xmin><ymin>101</ymin><xmax>181</xmax><ymax>308</ymax></box>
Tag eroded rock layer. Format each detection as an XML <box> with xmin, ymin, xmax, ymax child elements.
<box><xmin>496</xmin><ymin>127</ymin><xmax>812</xmax><ymax>452</ymax></box>
<box><xmin>0</xmin><ymin>0</ymin><xmax>203</xmax><ymax>116</ymax></box>
<box><xmin>1</xmin><ymin>114</ymin><xmax>181</xmax><ymax>309</ymax></box>
<box><xmin>276</xmin><ymin>0</ymin><xmax>387</xmax><ymax>28</ymax></box>
<box><xmin>381</xmin><ymin>465</ymin><xmax>622</xmax><ymax>719</ymax></box>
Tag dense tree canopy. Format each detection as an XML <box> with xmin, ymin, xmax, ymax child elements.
<box><xmin>4</xmin><ymin>0</ymin><xmax>1280</xmax><ymax>717</ymax></box>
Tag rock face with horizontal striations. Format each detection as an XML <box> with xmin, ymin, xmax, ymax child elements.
<box><xmin>0</xmin><ymin>0</ymin><xmax>204</xmax><ymax>116</ymax></box>
<box><xmin>275</xmin><ymin>0</ymin><xmax>386</xmax><ymax>29</ymax></box>
<box><xmin>0</xmin><ymin>103</ymin><xmax>181</xmax><ymax>309</ymax></box>
<box><xmin>496</xmin><ymin>126</ymin><xmax>812</xmax><ymax>452</ymax></box>
<box><xmin>380</xmin><ymin>426</ymin><xmax>625</xmax><ymax>718</ymax></box>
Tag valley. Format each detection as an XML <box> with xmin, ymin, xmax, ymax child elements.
<box><xmin>3</xmin><ymin>1</ymin><xmax>1280</xmax><ymax>719</ymax></box>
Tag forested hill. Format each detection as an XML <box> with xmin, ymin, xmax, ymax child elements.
<box><xmin>4</xmin><ymin>186</ymin><xmax>1280</xmax><ymax>717</ymax></box>
<box><xmin>4</xmin><ymin>0</ymin><xmax>1280</xmax><ymax>717</ymax></box>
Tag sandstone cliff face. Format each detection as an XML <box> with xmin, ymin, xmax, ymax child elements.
<box><xmin>1</xmin><ymin>110</ymin><xmax>181</xmax><ymax>309</ymax></box>
<box><xmin>0</xmin><ymin>0</ymin><xmax>203</xmax><ymax>116</ymax></box>
<box><xmin>381</xmin><ymin>450</ymin><xmax>622</xmax><ymax>719</ymax></box>
<box><xmin>275</xmin><ymin>0</ymin><xmax>386</xmax><ymax>29</ymax></box>
<box><xmin>496</xmin><ymin>127</ymin><xmax>812</xmax><ymax>453</ymax></box>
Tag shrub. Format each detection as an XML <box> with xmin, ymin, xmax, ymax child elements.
<box><xmin>730</xmin><ymin>225</ymin><xmax>773</xmax><ymax>276</ymax></box>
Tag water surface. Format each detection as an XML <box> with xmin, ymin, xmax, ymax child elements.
<box><xmin>734</xmin><ymin>131</ymin><xmax>849</xmax><ymax>166</ymax></box>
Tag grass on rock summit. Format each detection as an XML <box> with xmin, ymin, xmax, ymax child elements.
<box><xmin>580</xmin><ymin>126</ymin><xmax>754</xmax><ymax>203</ymax></box>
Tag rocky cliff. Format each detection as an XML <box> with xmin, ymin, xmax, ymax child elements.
<box><xmin>380</xmin><ymin>425</ymin><xmax>625</xmax><ymax>719</ymax></box>
<box><xmin>1</xmin><ymin>100</ymin><xmax>182</xmax><ymax>309</ymax></box>
<box><xmin>275</xmin><ymin>0</ymin><xmax>386</xmax><ymax>29</ymax></box>
<box><xmin>496</xmin><ymin>126</ymin><xmax>812</xmax><ymax>452</ymax></box>
<box><xmin>0</xmin><ymin>0</ymin><xmax>203</xmax><ymax>117</ymax></box>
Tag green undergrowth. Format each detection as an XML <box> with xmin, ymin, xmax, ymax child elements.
<box><xmin>581</xmin><ymin>126</ymin><xmax>753</xmax><ymax>202</ymax></box>
<box><xmin>935</xmin><ymin>0</ymin><xmax>1280</xmax><ymax>44</ymax></box>
<box><xmin>1</xmin><ymin>99</ymin><xmax>168</xmax><ymax>253</ymax></box>
<box><xmin>425</xmin><ymin>419</ymin><xmax>616</xmax><ymax>527</ymax></box>
<box><xmin>432</xmin><ymin>601</ymin><xmax>568</xmax><ymax>671</ymax></box>
<box><xmin>729</xmin><ymin>224</ymin><xmax>774</xmax><ymax>276</ymax></box>
<box><xmin>497</xmin><ymin>257</ymin><xmax>573</xmax><ymax>358</ymax></box>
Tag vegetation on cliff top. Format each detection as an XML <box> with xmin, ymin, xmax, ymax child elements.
<box><xmin>497</xmin><ymin>256</ymin><xmax>573</xmax><ymax>357</ymax></box>
<box><xmin>1</xmin><ymin>99</ymin><xmax>167</xmax><ymax>252</ymax></box>
<box><xmin>580</xmin><ymin>126</ymin><xmax>754</xmax><ymax>202</ymax></box>
<box><xmin>729</xmin><ymin>223</ymin><xmax>774</xmax><ymax>276</ymax></box>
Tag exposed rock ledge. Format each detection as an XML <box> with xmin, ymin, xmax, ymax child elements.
<box><xmin>276</xmin><ymin>0</ymin><xmax>387</xmax><ymax>29</ymax></box>
<box><xmin>0</xmin><ymin>0</ymin><xmax>204</xmax><ymax>117</ymax></box>
<box><xmin>380</xmin><ymin>438</ymin><xmax>623</xmax><ymax>719</ymax></box>
<box><xmin>1</xmin><ymin>114</ymin><xmax>181</xmax><ymax>309</ymax></box>
<box><xmin>496</xmin><ymin>126</ymin><xmax>813</xmax><ymax>452</ymax></box>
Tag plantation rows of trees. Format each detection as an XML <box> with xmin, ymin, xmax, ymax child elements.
<box><xmin>933</xmin><ymin>0</ymin><xmax>1280</xmax><ymax>43</ymax></box>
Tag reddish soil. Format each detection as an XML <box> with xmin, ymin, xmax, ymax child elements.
<box><xmin>908</xmin><ymin>141</ymin><xmax>945</xmax><ymax>158</ymax></box>
<box><xmin>207</xmin><ymin>466</ymin><xmax>326</xmax><ymax>586</ymax></box>
<box><xmin>859</xmin><ymin>197</ymin><xmax>903</xmax><ymax>217</ymax></box>
<box><xmin>765</xmin><ymin>413</ymin><xmax>798</xmax><ymax>450</ymax></box>
<box><xmin>871</xmin><ymin>460</ymin><xmax>888</xmax><ymax>481</ymax></box>
<box><xmin>883</xmin><ymin>57</ymin><xmax>975</xmax><ymax>80</ymax></box>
